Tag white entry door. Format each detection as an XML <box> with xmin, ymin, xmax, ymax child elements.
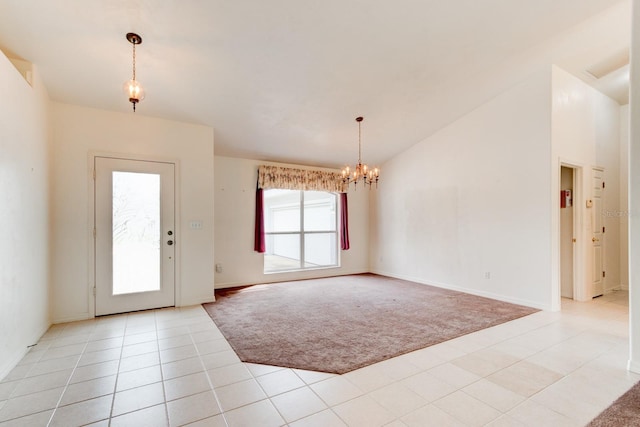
<box><xmin>592</xmin><ymin>167</ymin><xmax>604</xmax><ymax>298</ymax></box>
<box><xmin>95</xmin><ymin>157</ymin><xmax>176</xmax><ymax>316</ymax></box>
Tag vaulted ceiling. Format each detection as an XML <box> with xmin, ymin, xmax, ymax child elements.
<box><xmin>0</xmin><ymin>0</ymin><xmax>630</xmax><ymax>169</ymax></box>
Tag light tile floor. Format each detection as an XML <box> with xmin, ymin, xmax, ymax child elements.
<box><xmin>0</xmin><ymin>291</ymin><xmax>636</xmax><ymax>426</ymax></box>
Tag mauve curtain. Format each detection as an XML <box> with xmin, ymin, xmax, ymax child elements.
<box><xmin>340</xmin><ymin>192</ymin><xmax>350</xmax><ymax>250</ymax></box>
<box><xmin>254</xmin><ymin>188</ymin><xmax>265</xmax><ymax>253</ymax></box>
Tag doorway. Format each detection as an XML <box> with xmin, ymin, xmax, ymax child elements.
<box><xmin>560</xmin><ymin>166</ymin><xmax>576</xmax><ymax>299</ymax></box>
<box><xmin>94</xmin><ymin>156</ymin><xmax>176</xmax><ymax>316</ymax></box>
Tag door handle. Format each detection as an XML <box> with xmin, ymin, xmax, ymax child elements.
<box><xmin>592</xmin><ymin>237</ymin><xmax>599</xmax><ymax>242</ymax></box>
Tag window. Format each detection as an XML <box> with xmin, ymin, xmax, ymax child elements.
<box><xmin>263</xmin><ymin>189</ymin><xmax>339</xmax><ymax>273</ymax></box>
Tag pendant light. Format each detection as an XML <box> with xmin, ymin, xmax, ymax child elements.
<box><xmin>123</xmin><ymin>32</ymin><xmax>145</xmax><ymax>112</ymax></box>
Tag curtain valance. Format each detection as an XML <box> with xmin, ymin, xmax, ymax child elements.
<box><xmin>257</xmin><ymin>165</ymin><xmax>347</xmax><ymax>193</ymax></box>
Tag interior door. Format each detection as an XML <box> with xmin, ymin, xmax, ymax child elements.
<box><xmin>592</xmin><ymin>167</ymin><xmax>604</xmax><ymax>298</ymax></box>
<box><xmin>95</xmin><ymin>156</ymin><xmax>175</xmax><ymax>316</ymax></box>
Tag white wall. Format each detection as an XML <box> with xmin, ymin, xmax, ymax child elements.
<box><xmin>370</xmin><ymin>71</ymin><xmax>553</xmax><ymax>310</ymax></box>
<box><xmin>0</xmin><ymin>53</ymin><xmax>51</xmax><ymax>378</ymax></box>
<box><xmin>628</xmin><ymin>0</ymin><xmax>640</xmax><ymax>373</ymax></box>
<box><xmin>50</xmin><ymin>103</ymin><xmax>214</xmax><ymax>322</ymax></box>
<box><xmin>214</xmin><ymin>156</ymin><xmax>369</xmax><ymax>288</ymax></box>
<box><xmin>620</xmin><ymin>103</ymin><xmax>630</xmax><ymax>290</ymax></box>
<box><xmin>551</xmin><ymin>66</ymin><xmax>622</xmax><ymax>304</ymax></box>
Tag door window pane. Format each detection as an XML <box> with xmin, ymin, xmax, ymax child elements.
<box><xmin>112</xmin><ymin>171</ymin><xmax>160</xmax><ymax>295</ymax></box>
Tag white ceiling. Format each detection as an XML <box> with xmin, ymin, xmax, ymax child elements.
<box><xmin>0</xmin><ymin>0</ymin><xmax>630</xmax><ymax>169</ymax></box>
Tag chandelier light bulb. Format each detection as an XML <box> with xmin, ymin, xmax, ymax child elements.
<box><xmin>123</xmin><ymin>79</ymin><xmax>145</xmax><ymax>103</ymax></box>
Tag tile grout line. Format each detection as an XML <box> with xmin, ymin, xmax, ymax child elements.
<box><xmin>184</xmin><ymin>306</ymin><xmax>231</xmax><ymax>427</ymax></box>
<box><xmin>153</xmin><ymin>310</ymin><xmax>172</xmax><ymax>427</ymax></box>
<box><xmin>108</xmin><ymin>312</ymin><xmax>140</xmax><ymax>425</ymax></box>
<box><xmin>46</xmin><ymin>320</ymin><xmax>97</xmax><ymax>426</ymax></box>
<box><xmin>175</xmin><ymin>309</ymin><xmax>231</xmax><ymax>427</ymax></box>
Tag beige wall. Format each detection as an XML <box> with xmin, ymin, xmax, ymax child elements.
<box><xmin>628</xmin><ymin>0</ymin><xmax>640</xmax><ymax>373</ymax></box>
<box><xmin>370</xmin><ymin>70</ymin><xmax>553</xmax><ymax>310</ymax></box>
<box><xmin>551</xmin><ymin>66</ymin><xmax>623</xmax><ymax>303</ymax></box>
<box><xmin>50</xmin><ymin>103</ymin><xmax>215</xmax><ymax>322</ymax></box>
<box><xmin>0</xmin><ymin>53</ymin><xmax>51</xmax><ymax>378</ymax></box>
<box><xmin>620</xmin><ymin>103</ymin><xmax>630</xmax><ymax>290</ymax></box>
<box><xmin>214</xmin><ymin>156</ymin><xmax>370</xmax><ymax>288</ymax></box>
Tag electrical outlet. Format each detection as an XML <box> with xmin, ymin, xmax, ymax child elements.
<box><xmin>484</xmin><ymin>272</ymin><xmax>491</xmax><ymax>279</ymax></box>
<box><xmin>215</xmin><ymin>263</ymin><xmax>222</xmax><ymax>273</ymax></box>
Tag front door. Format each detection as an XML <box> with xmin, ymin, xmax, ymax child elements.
<box><xmin>95</xmin><ymin>156</ymin><xmax>176</xmax><ymax>316</ymax></box>
<box><xmin>592</xmin><ymin>167</ymin><xmax>604</xmax><ymax>298</ymax></box>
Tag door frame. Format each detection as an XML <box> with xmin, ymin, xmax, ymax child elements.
<box><xmin>591</xmin><ymin>166</ymin><xmax>605</xmax><ymax>298</ymax></box>
<box><xmin>559</xmin><ymin>165</ymin><xmax>577</xmax><ymax>300</ymax></box>
<box><xmin>87</xmin><ymin>151</ymin><xmax>182</xmax><ymax>318</ymax></box>
<box><xmin>558</xmin><ymin>161</ymin><xmax>588</xmax><ymax>305</ymax></box>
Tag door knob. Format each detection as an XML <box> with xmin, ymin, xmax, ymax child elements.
<box><xmin>592</xmin><ymin>237</ymin><xmax>599</xmax><ymax>242</ymax></box>
<box><xmin>167</xmin><ymin>240</ymin><xmax>174</xmax><ymax>245</ymax></box>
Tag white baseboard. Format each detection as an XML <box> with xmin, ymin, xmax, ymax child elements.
<box><xmin>370</xmin><ymin>269</ymin><xmax>551</xmax><ymax>311</ymax></box>
<box><xmin>52</xmin><ymin>312</ymin><xmax>91</xmax><ymax>324</ymax></box>
<box><xmin>0</xmin><ymin>348</ymin><xmax>29</xmax><ymax>382</ymax></box>
<box><xmin>0</xmin><ymin>322</ymin><xmax>50</xmax><ymax>381</ymax></box>
<box><xmin>628</xmin><ymin>359</ymin><xmax>640</xmax><ymax>374</ymax></box>
<box><xmin>179</xmin><ymin>295</ymin><xmax>216</xmax><ymax>306</ymax></box>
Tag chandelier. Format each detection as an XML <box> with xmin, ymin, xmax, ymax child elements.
<box><xmin>123</xmin><ymin>32</ymin><xmax>145</xmax><ymax>112</ymax></box>
<box><xmin>341</xmin><ymin>116</ymin><xmax>379</xmax><ymax>189</ymax></box>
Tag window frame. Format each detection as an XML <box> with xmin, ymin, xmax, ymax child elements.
<box><xmin>263</xmin><ymin>189</ymin><xmax>340</xmax><ymax>273</ymax></box>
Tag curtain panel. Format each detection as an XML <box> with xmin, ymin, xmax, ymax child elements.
<box><xmin>340</xmin><ymin>192</ymin><xmax>350</xmax><ymax>250</ymax></box>
<box><xmin>254</xmin><ymin>188</ymin><xmax>265</xmax><ymax>253</ymax></box>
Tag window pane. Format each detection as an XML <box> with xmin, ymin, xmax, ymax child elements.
<box><xmin>112</xmin><ymin>171</ymin><xmax>160</xmax><ymax>295</ymax></box>
<box><xmin>304</xmin><ymin>191</ymin><xmax>336</xmax><ymax>231</ymax></box>
<box><xmin>264</xmin><ymin>189</ymin><xmax>300</xmax><ymax>232</ymax></box>
<box><xmin>264</xmin><ymin>233</ymin><xmax>300</xmax><ymax>272</ymax></box>
<box><xmin>304</xmin><ymin>233</ymin><xmax>338</xmax><ymax>267</ymax></box>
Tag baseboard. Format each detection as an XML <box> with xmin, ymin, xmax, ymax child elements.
<box><xmin>628</xmin><ymin>359</ymin><xmax>640</xmax><ymax>374</ymax></box>
<box><xmin>52</xmin><ymin>312</ymin><xmax>91</xmax><ymax>324</ymax></box>
<box><xmin>604</xmin><ymin>286</ymin><xmax>623</xmax><ymax>294</ymax></box>
<box><xmin>179</xmin><ymin>295</ymin><xmax>216</xmax><ymax>306</ymax></box>
<box><xmin>0</xmin><ymin>348</ymin><xmax>29</xmax><ymax>382</ymax></box>
<box><xmin>0</xmin><ymin>321</ymin><xmax>50</xmax><ymax>381</ymax></box>
<box><xmin>214</xmin><ymin>269</ymin><xmax>370</xmax><ymax>290</ymax></box>
<box><xmin>370</xmin><ymin>269</ymin><xmax>552</xmax><ymax>311</ymax></box>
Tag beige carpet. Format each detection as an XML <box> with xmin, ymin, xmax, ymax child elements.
<box><xmin>587</xmin><ymin>381</ymin><xmax>640</xmax><ymax>426</ymax></box>
<box><xmin>203</xmin><ymin>274</ymin><xmax>538</xmax><ymax>374</ymax></box>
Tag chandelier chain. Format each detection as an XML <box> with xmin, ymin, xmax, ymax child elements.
<box><xmin>358</xmin><ymin>120</ymin><xmax>362</xmax><ymax>164</ymax></box>
<box><xmin>132</xmin><ymin>42</ymin><xmax>136</xmax><ymax>81</ymax></box>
